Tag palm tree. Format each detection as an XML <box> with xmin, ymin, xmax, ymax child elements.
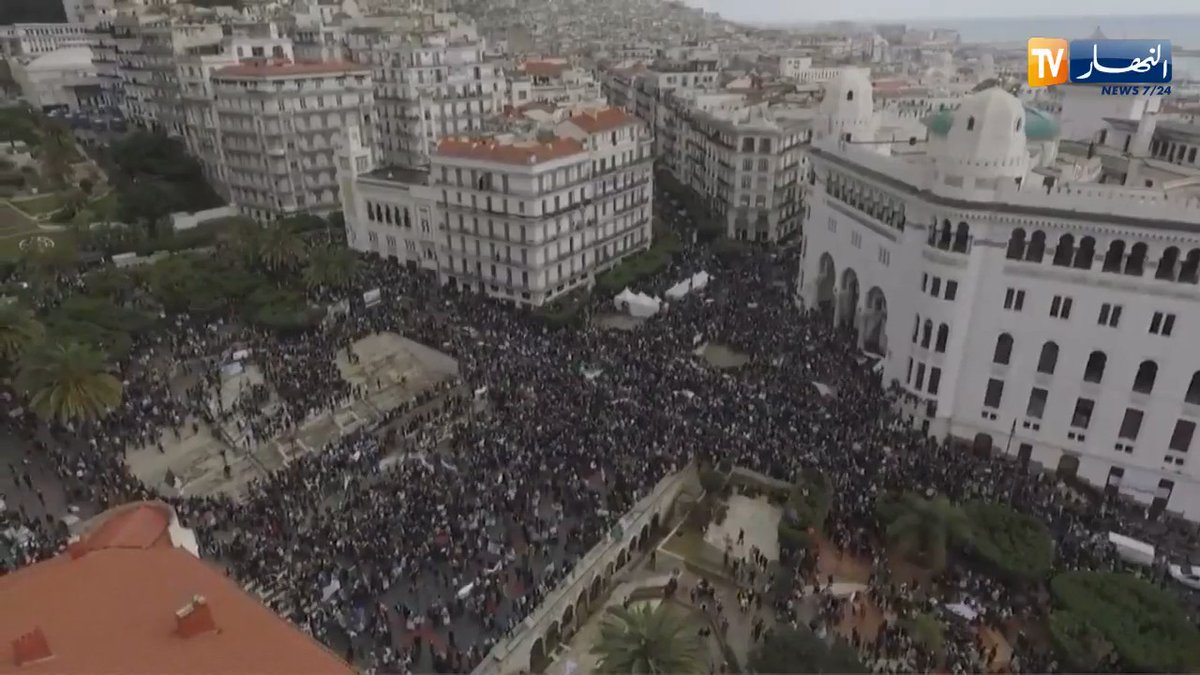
<box><xmin>303</xmin><ymin>247</ymin><xmax>359</xmax><ymax>290</ymax></box>
<box><xmin>877</xmin><ymin>493</ymin><xmax>970</xmax><ymax>572</ymax></box>
<box><xmin>591</xmin><ymin>603</ymin><xmax>705</xmax><ymax>675</ymax></box>
<box><xmin>0</xmin><ymin>304</ymin><xmax>44</xmax><ymax>367</ymax></box>
<box><xmin>15</xmin><ymin>341</ymin><xmax>123</xmax><ymax>425</ymax></box>
<box><xmin>258</xmin><ymin>219</ymin><xmax>308</xmax><ymax>272</ymax></box>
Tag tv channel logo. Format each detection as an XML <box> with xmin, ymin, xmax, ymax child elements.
<box><xmin>1028</xmin><ymin>38</ymin><xmax>1172</xmax><ymax>87</ymax></box>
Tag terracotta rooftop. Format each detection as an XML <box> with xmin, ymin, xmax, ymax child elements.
<box><xmin>436</xmin><ymin>136</ymin><xmax>585</xmax><ymax>166</ymax></box>
<box><xmin>0</xmin><ymin>502</ymin><xmax>353</xmax><ymax>675</ymax></box>
<box><xmin>566</xmin><ymin>107</ymin><xmax>637</xmax><ymax>134</ymax></box>
<box><xmin>213</xmin><ymin>60</ymin><xmax>369</xmax><ymax>79</ymax></box>
<box><xmin>521</xmin><ymin>60</ymin><xmax>567</xmax><ymax>78</ymax></box>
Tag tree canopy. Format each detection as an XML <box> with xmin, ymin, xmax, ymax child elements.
<box><xmin>1050</xmin><ymin>571</ymin><xmax>1200</xmax><ymax>672</ymax></box>
<box><xmin>591</xmin><ymin>603</ymin><xmax>705</xmax><ymax>675</ymax></box>
<box><xmin>750</xmin><ymin>626</ymin><xmax>867</xmax><ymax>674</ymax></box>
<box><xmin>876</xmin><ymin>493</ymin><xmax>970</xmax><ymax>572</ymax></box>
<box><xmin>15</xmin><ymin>341</ymin><xmax>123</xmax><ymax>425</ymax></box>
<box><xmin>960</xmin><ymin>501</ymin><xmax>1055</xmax><ymax>581</ymax></box>
<box><xmin>108</xmin><ymin>132</ymin><xmax>222</xmax><ymax>226</ymax></box>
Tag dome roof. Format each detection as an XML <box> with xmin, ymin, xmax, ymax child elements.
<box><xmin>922</xmin><ymin>98</ymin><xmax>1059</xmax><ymax>141</ymax></box>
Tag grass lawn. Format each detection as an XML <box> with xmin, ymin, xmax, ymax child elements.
<box><xmin>10</xmin><ymin>193</ymin><xmax>63</xmax><ymax>216</ymax></box>
<box><xmin>71</xmin><ymin>191</ymin><xmax>119</xmax><ymax>226</ymax></box>
<box><xmin>661</xmin><ymin>528</ymin><xmax>729</xmax><ymax>578</ymax></box>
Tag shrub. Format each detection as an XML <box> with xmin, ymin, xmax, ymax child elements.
<box><xmin>1048</xmin><ymin>610</ymin><xmax>1112</xmax><ymax>671</ymax></box>
<box><xmin>685</xmin><ymin>498</ymin><xmax>714</xmax><ymax>532</ymax></box>
<box><xmin>750</xmin><ymin>627</ymin><xmax>867</xmax><ymax>674</ymax></box>
<box><xmin>786</xmin><ymin>468</ymin><xmax>832</xmax><ymax>532</ymax></box>
<box><xmin>245</xmin><ymin>287</ymin><xmax>322</xmax><ymax>332</ymax></box>
<box><xmin>1049</xmin><ymin>571</ymin><xmax>1200</xmax><ymax>672</ymax></box>
<box><xmin>778</xmin><ymin>522</ymin><xmax>813</xmax><ymax>554</ymax></box>
<box><xmin>533</xmin><ymin>288</ymin><xmax>588</xmax><ymax>329</ymax></box>
<box><xmin>904</xmin><ymin>613</ymin><xmax>944</xmax><ymax>655</ymax></box>
<box><xmin>960</xmin><ymin>501</ymin><xmax>1055</xmax><ymax>581</ymax></box>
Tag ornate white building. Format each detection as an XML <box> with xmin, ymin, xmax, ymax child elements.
<box><xmin>798</xmin><ymin>71</ymin><xmax>1200</xmax><ymax>520</ymax></box>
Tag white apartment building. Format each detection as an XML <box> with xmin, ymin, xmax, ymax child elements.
<box><xmin>8</xmin><ymin>46</ymin><xmax>99</xmax><ymax>110</ymax></box>
<box><xmin>343</xmin><ymin>107</ymin><xmax>654</xmax><ymax>307</ymax></box>
<box><xmin>0</xmin><ymin>24</ymin><xmax>89</xmax><ymax>58</ymax></box>
<box><xmin>210</xmin><ymin>60</ymin><xmax>375</xmax><ymax>219</ymax></box>
<box><xmin>601</xmin><ymin>59</ymin><xmax>720</xmax><ymax>130</ymax></box>
<box><xmin>176</xmin><ymin>28</ymin><xmax>295</xmax><ymax>197</ymax></box>
<box><xmin>506</xmin><ymin>60</ymin><xmax>602</xmax><ymax>108</ymax></box>
<box><xmin>347</xmin><ymin>29</ymin><xmax>505</xmax><ymax>168</ymax></box>
<box><xmin>798</xmin><ymin>70</ymin><xmax>1200</xmax><ymax>519</ymax></box>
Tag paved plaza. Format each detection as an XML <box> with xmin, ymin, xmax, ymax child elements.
<box><xmin>698</xmin><ymin>343</ymin><xmax>751</xmax><ymax>370</ymax></box>
<box><xmin>704</xmin><ymin>493</ymin><xmax>782</xmax><ymax>562</ymax></box>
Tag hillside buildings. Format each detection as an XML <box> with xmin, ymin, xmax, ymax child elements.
<box><xmin>797</xmin><ymin>70</ymin><xmax>1200</xmax><ymax>519</ymax></box>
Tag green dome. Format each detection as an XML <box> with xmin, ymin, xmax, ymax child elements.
<box><xmin>921</xmin><ymin>105</ymin><xmax>1059</xmax><ymax>141</ymax></box>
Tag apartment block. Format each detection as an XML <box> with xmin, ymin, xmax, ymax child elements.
<box><xmin>347</xmin><ymin>29</ymin><xmax>505</xmax><ymax>168</ymax></box>
<box><xmin>343</xmin><ymin>107</ymin><xmax>654</xmax><ymax>307</ymax></box>
<box><xmin>210</xmin><ymin>60</ymin><xmax>375</xmax><ymax>220</ymax></box>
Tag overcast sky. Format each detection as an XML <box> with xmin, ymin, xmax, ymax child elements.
<box><xmin>681</xmin><ymin>0</ymin><xmax>1200</xmax><ymax>23</ymax></box>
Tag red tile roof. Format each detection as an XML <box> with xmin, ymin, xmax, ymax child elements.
<box><xmin>521</xmin><ymin>60</ymin><xmax>567</xmax><ymax>78</ymax></box>
<box><xmin>214</xmin><ymin>60</ymin><xmax>368</xmax><ymax>79</ymax></box>
<box><xmin>436</xmin><ymin>136</ymin><xmax>585</xmax><ymax>165</ymax></box>
<box><xmin>566</xmin><ymin>107</ymin><xmax>637</xmax><ymax>134</ymax></box>
<box><xmin>0</xmin><ymin>502</ymin><xmax>353</xmax><ymax>675</ymax></box>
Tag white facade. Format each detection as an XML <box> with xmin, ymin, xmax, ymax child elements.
<box><xmin>344</xmin><ymin>107</ymin><xmax>654</xmax><ymax>307</ymax></box>
<box><xmin>210</xmin><ymin>62</ymin><xmax>375</xmax><ymax>219</ymax></box>
<box><xmin>8</xmin><ymin>46</ymin><xmax>99</xmax><ymax>110</ymax></box>
<box><xmin>798</xmin><ymin>75</ymin><xmax>1200</xmax><ymax>520</ymax></box>
<box><xmin>0</xmin><ymin>24</ymin><xmax>89</xmax><ymax>58</ymax></box>
<box><xmin>347</xmin><ymin>29</ymin><xmax>505</xmax><ymax>168</ymax></box>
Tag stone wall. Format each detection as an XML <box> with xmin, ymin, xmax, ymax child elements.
<box><xmin>470</xmin><ymin>465</ymin><xmax>697</xmax><ymax>675</ymax></box>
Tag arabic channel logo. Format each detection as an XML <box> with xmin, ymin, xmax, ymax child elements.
<box><xmin>1027</xmin><ymin>38</ymin><xmax>1172</xmax><ymax>87</ymax></box>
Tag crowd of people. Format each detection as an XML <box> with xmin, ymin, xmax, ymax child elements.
<box><xmin>3</xmin><ymin>214</ymin><xmax>1199</xmax><ymax>673</ymax></box>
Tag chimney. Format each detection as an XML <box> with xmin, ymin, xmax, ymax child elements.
<box><xmin>175</xmin><ymin>596</ymin><xmax>216</xmax><ymax>638</ymax></box>
<box><xmin>12</xmin><ymin>627</ymin><xmax>52</xmax><ymax>666</ymax></box>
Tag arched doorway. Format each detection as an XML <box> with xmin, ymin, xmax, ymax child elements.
<box><xmin>1151</xmin><ymin>478</ymin><xmax>1174</xmax><ymax>519</ymax></box>
<box><xmin>838</xmin><ymin>268</ymin><xmax>860</xmax><ymax>330</ymax></box>
<box><xmin>650</xmin><ymin>512</ymin><xmax>661</xmax><ymax>534</ymax></box>
<box><xmin>574</xmin><ymin>590</ymin><xmax>588</xmax><ymax>624</ymax></box>
<box><xmin>638</xmin><ymin>524</ymin><xmax>650</xmax><ymax>550</ymax></box>
<box><xmin>863</xmin><ymin>286</ymin><xmax>888</xmax><ymax>354</ymax></box>
<box><xmin>1056</xmin><ymin>453</ymin><xmax>1080</xmax><ymax>481</ymax></box>
<box><xmin>561</xmin><ymin>606</ymin><xmax>575</xmax><ymax>637</ymax></box>
<box><xmin>617</xmin><ymin>549</ymin><xmax>628</xmax><ymax>568</ymax></box>
<box><xmin>972</xmin><ymin>433</ymin><xmax>993</xmax><ymax>457</ymax></box>
<box><xmin>816</xmin><ymin>253</ymin><xmax>836</xmax><ymax>314</ymax></box>
<box><xmin>529</xmin><ymin>638</ymin><xmax>549</xmax><ymax>674</ymax></box>
<box><xmin>589</xmin><ymin>576</ymin><xmax>602</xmax><ymax>602</ymax></box>
<box><xmin>545</xmin><ymin>621</ymin><xmax>561</xmax><ymax>656</ymax></box>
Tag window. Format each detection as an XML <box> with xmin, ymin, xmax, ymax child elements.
<box><xmin>1097</xmin><ymin>303</ymin><xmax>1122</xmax><ymax>327</ymax></box>
<box><xmin>851</xmin><ymin>231</ymin><xmax>862</xmax><ymax>248</ymax></box>
<box><xmin>921</xmin><ymin>320</ymin><xmax>932</xmax><ymax>349</ymax></box>
<box><xmin>915</xmin><ymin>363</ymin><xmax>926</xmax><ymax>389</ymax></box>
<box><xmin>1083</xmin><ymin>351</ymin><xmax>1107</xmax><ymax>383</ymax></box>
<box><xmin>1026</xmin><ymin>387</ymin><xmax>1048</xmax><ymax>419</ymax></box>
<box><xmin>921</xmin><ymin>274</ymin><xmax>928</xmax><ymax>292</ymax></box>
<box><xmin>1118</xmin><ymin>408</ymin><xmax>1144</xmax><ymax>440</ymax></box>
<box><xmin>1071</xmin><ymin>398</ymin><xmax>1095</xmax><ymax>429</ymax></box>
<box><xmin>907</xmin><ymin>358</ymin><xmax>913</xmax><ymax>383</ymax></box>
<box><xmin>993</xmin><ymin>333</ymin><xmax>1014</xmax><ymax>365</ymax></box>
<box><xmin>1170</xmin><ymin>420</ymin><xmax>1196</xmax><ymax>453</ymax></box>
<box><xmin>945</xmin><ymin>280</ymin><xmax>958</xmax><ymax>300</ymax></box>
<box><xmin>1149</xmin><ymin>311</ymin><xmax>1176</xmax><ymax>336</ymax></box>
<box><xmin>1050</xmin><ymin>295</ymin><xmax>1072</xmax><ymax>319</ymax></box>
<box><xmin>984</xmin><ymin>378</ymin><xmax>1005</xmax><ymax>408</ymax></box>
<box><xmin>1003</xmin><ymin>288</ymin><xmax>1025</xmax><ymax>311</ymax></box>
<box><xmin>1037</xmin><ymin>342</ymin><xmax>1059</xmax><ymax>374</ymax></box>
<box><xmin>930</xmin><ymin>277</ymin><xmax>941</xmax><ymax>297</ymax></box>
<box><xmin>935</xmin><ymin>324</ymin><xmax>949</xmax><ymax>353</ymax></box>
<box><xmin>1187</xmin><ymin>371</ymin><xmax>1200</xmax><ymax>405</ymax></box>
<box><xmin>1133</xmin><ymin>360</ymin><xmax>1158</xmax><ymax>394</ymax></box>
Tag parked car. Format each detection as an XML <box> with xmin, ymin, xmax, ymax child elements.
<box><xmin>1169</xmin><ymin>563</ymin><xmax>1200</xmax><ymax>590</ymax></box>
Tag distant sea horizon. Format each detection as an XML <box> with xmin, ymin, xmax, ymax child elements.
<box><xmin>760</xmin><ymin>14</ymin><xmax>1200</xmax><ymax>49</ymax></box>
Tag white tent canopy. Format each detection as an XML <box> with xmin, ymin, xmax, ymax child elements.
<box><xmin>613</xmin><ymin>287</ymin><xmax>662</xmax><ymax>318</ymax></box>
<box><xmin>666</xmin><ymin>270</ymin><xmax>712</xmax><ymax>299</ymax></box>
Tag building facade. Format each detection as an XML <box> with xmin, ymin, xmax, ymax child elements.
<box><xmin>798</xmin><ymin>72</ymin><xmax>1200</xmax><ymax>519</ymax></box>
<box><xmin>210</xmin><ymin>61</ymin><xmax>375</xmax><ymax>219</ymax></box>
<box><xmin>0</xmin><ymin>23</ymin><xmax>89</xmax><ymax>58</ymax></box>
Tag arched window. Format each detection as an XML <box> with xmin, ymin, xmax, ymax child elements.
<box><xmin>1052</xmin><ymin>233</ymin><xmax>1074</xmax><ymax>266</ymax></box>
<box><xmin>921</xmin><ymin>320</ymin><xmax>933</xmax><ymax>349</ymax></box>
<box><xmin>1103</xmin><ymin>240</ymin><xmax>1126</xmax><ymax>272</ymax></box>
<box><xmin>952</xmin><ymin>222</ymin><xmax>970</xmax><ymax>253</ymax></box>
<box><xmin>1006</xmin><ymin>228</ymin><xmax>1027</xmax><ymax>260</ymax></box>
<box><xmin>1133</xmin><ymin>360</ymin><xmax>1158</xmax><ymax>394</ymax></box>
<box><xmin>1180</xmin><ymin>249</ymin><xmax>1200</xmax><ymax>284</ymax></box>
<box><xmin>1125</xmin><ymin>242</ymin><xmax>1148</xmax><ymax>276</ymax></box>
<box><xmin>1073</xmin><ymin>236</ymin><xmax>1095</xmax><ymax>269</ymax></box>
<box><xmin>1025</xmin><ymin>231</ymin><xmax>1046</xmax><ymax>263</ymax></box>
<box><xmin>935</xmin><ymin>324</ymin><xmax>949</xmax><ymax>352</ymax></box>
<box><xmin>937</xmin><ymin>219</ymin><xmax>953</xmax><ymax>250</ymax></box>
<box><xmin>846</xmin><ymin>89</ymin><xmax>854</xmax><ymax>101</ymax></box>
<box><xmin>1187</xmin><ymin>371</ymin><xmax>1200</xmax><ymax>405</ymax></box>
<box><xmin>967</xmin><ymin>116</ymin><xmax>976</xmax><ymax>131</ymax></box>
<box><xmin>1156</xmin><ymin>246</ymin><xmax>1180</xmax><ymax>280</ymax></box>
<box><xmin>1037</xmin><ymin>341</ymin><xmax>1059</xmax><ymax>374</ymax></box>
<box><xmin>993</xmin><ymin>333</ymin><xmax>1014</xmax><ymax>365</ymax></box>
<box><xmin>1083</xmin><ymin>351</ymin><xmax>1107</xmax><ymax>383</ymax></box>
